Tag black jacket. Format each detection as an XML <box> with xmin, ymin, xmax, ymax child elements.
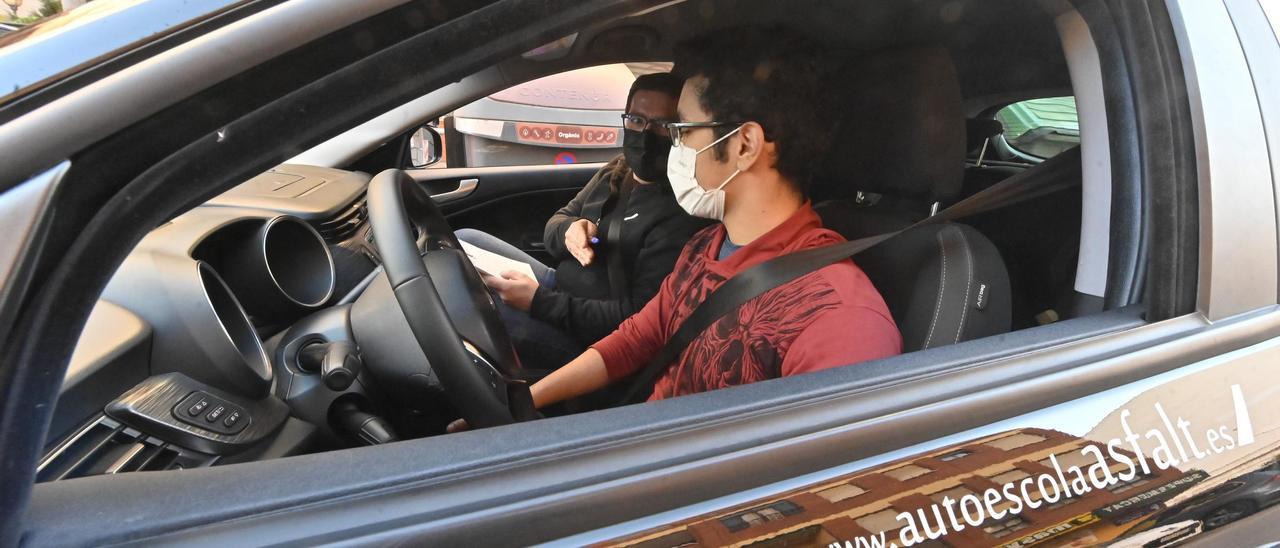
<box><xmin>530</xmin><ymin>157</ymin><xmax>711</xmax><ymax>345</ymax></box>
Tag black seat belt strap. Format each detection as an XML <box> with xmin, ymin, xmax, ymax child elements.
<box><xmin>579</xmin><ymin>168</ymin><xmax>634</xmax><ymax>302</ymax></box>
<box><xmin>605</xmin><ymin>177</ymin><xmax>634</xmax><ymax>301</ymax></box>
<box><xmin>619</xmin><ymin>147</ymin><xmax>1081</xmax><ymax>404</ymax></box>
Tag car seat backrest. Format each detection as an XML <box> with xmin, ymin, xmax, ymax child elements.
<box><xmin>812</xmin><ymin>45</ymin><xmax>1012</xmax><ymax>349</ymax></box>
<box><xmin>811</xmin><ymin>45</ymin><xmax>966</xmax><ymax>209</ymax></box>
<box><xmin>858</xmin><ymin>224</ymin><xmax>1012</xmax><ymax>351</ymax></box>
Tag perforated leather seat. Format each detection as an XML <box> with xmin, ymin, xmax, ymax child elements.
<box><xmin>812</xmin><ymin>46</ymin><xmax>1011</xmax><ymax>351</ymax></box>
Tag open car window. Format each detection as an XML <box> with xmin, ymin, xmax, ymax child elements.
<box><xmin>34</xmin><ymin>0</ymin><xmax>1120</xmax><ymax>477</ymax></box>
<box><xmin>995</xmin><ymin>96</ymin><xmax>1081</xmax><ymax>160</ymax></box>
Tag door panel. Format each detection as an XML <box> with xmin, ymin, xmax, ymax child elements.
<box><xmin>572</xmin><ymin>317</ymin><xmax>1280</xmax><ymax>547</ymax></box>
<box><xmin>409</xmin><ymin>162</ymin><xmax>604</xmax><ymax>263</ymax></box>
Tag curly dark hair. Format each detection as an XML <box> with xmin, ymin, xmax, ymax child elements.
<box><xmin>673</xmin><ymin>27</ymin><xmax>836</xmax><ymax>194</ymax></box>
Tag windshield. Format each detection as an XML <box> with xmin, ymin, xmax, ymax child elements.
<box><xmin>0</xmin><ymin>0</ymin><xmax>246</xmax><ymax>104</ymax></box>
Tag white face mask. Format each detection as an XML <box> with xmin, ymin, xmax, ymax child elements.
<box><xmin>667</xmin><ymin>125</ymin><xmax>743</xmax><ymax>220</ymax></box>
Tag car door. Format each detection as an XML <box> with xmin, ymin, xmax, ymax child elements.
<box><xmin>414</xmin><ymin>163</ymin><xmax>603</xmax><ymax>264</ymax></box>
<box><xmin>2</xmin><ymin>0</ymin><xmax>1280</xmax><ymax>547</ymax></box>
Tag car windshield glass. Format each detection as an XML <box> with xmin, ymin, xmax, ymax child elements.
<box><xmin>0</xmin><ymin>0</ymin><xmax>245</xmax><ymax>104</ymax></box>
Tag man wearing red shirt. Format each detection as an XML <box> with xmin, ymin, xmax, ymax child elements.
<box><xmin>529</xmin><ymin>29</ymin><xmax>901</xmax><ymax>407</ymax></box>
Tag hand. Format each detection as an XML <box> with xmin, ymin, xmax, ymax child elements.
<box><xmin>564</xmin><ymin>218</ymin><xmax>598</xmax><ymax>266</ymax></box>
<box><xmin>483</xmin><ymin>270</ymin><xmax>539</xmax><ymax>311</ymax></box>
<box><xmin>446</xmin><ymin>418</ymin><xmax>469</xmax><ymax>433</ymax></box>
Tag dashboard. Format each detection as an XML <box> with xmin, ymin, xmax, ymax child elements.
<box><xmin>41</xmin><ymin>165</ymin><xmax>386</xmax><ymax>481</ymax></box>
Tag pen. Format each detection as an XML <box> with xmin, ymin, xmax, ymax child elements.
<box><xmin>590</xmin><ymin>217</ymin><xmax>601</xmax><ymax>245</ymax></box>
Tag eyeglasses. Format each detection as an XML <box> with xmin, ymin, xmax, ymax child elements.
<box><xmin>620</xmin><ymin>113</ymin><xmax>674</xmax><ymax>136</ymax></box>
<box><xmin>663</xmin><ymin>121</ymin><xmax>745</xmax><ymax>148</ymax></box>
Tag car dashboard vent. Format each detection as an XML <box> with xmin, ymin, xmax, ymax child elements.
<box><xmin>37</xmin><ymin>417</ymin><xmax>199</xmax><ymax>482</ymax></box>
<box><xmin>315</xmin><ymin>197</ymin><xmax>368</xmax><ymax>244</ymax></box>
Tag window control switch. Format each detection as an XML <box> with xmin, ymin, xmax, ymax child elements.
<box><xmin>187</xmin><ymin>398</ymin><xmax>209</xmax><ymax>417</ymax></box>
<box><xmin>172</xmin><ymin>392</ymin><xmax>250</xmax><ymax>435</ymax></box>
<box><xmin>205</xmin><ymin>405</ymin><xmax>225</xmax><ymax>422</ymax></box>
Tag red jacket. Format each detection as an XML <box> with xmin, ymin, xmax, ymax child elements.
<box><xmin>592</xmin><ymin>202</ymin><xmax>902</xmax><ymax>401</ymax></box>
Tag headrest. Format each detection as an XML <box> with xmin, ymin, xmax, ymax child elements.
<box><xmin>966</xmin><ymin>118</ymin><xmax>1004</xmax><ymax>154</ymax></box>
<box><xmin>812</xmin><ymin>46</ymin><xmax>965</xmax><ymax>205</ymax></box>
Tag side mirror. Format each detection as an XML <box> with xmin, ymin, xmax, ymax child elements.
<box><xmin>408</xmin><ymin>125</ymin><xmax>442</xmax><ymax>168</ymax></box>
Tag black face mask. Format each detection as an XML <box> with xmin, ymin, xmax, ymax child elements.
<box><xmin>622</xmin><ymin>128</ymin><xmax>671</xmax><ymax>184</ymax></box>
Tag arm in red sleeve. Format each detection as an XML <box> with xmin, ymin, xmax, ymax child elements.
<box><xmin>530</xmin><ymin>275</ymin><xmax>674</xmax><ymax>409</ymax></box>
<box><xmin>590</xmin><ymin>268</ymin><xmax>676</xmax><ymax>381</ymax></box>
<box><xmin>781</xmin><ymin>306</ymin><xmax>902</xmax><ymax>377</ymax></box>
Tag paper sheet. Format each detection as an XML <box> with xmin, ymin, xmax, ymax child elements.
<box><xmin>459</xmin><ymin>240</ymin><xmax>538</xmax><ymax>280</ymax></box>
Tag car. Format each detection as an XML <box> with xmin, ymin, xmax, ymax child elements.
<box><xmin>0</xmin><ymin>0</ymin><xmax>1278</xmax><ymax>546</ymax></box>
<box><xmin>1108</xmin><ymin>521</ymin><xmax>1202</xmax><ymax>548</ymax></box>
<box><xmin>1145</xmin><ymin>466</ymin><xmax>1280</xmax><ymax>532</ymax></box>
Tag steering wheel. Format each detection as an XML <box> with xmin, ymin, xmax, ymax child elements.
<box><xmin>364</xmin><ymin>169</ymin><xmax>535</xmax><ymax>428</ymax></box>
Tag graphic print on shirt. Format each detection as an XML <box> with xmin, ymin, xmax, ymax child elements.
<box><xmin>652</xmin><ymin>227</ymin><xmax>843</xmax><ymax>399</ymax></box>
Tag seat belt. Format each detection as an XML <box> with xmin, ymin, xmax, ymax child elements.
<box><xmin>619</xmin><ymin>147</ymin><xmax>1081</xmax><ymax>404</ymax></box>
<box><xmin>604</xmin><ymin>177</ymin><xmax>634</xmax><ymax>301</ymax></box>
<box><xmin>579</xmin><ymin>167</ymin><xmax>634</xmax><ymax>301</ymax></box>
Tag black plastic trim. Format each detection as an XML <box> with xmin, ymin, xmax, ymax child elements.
<box><xmin>1070</xmin><ymin>0</ymin><xmax>1197</xmax><ymax>318</ymax></box>
<box><xmin>1109</xmin><ymin>0</ymin><xmax>1199</xmax><ymax>320</ymax></box>
<box><xmin>104</xmin><ymin>373</ymin><xmax>288</xmax><ymax>455</ymax></box>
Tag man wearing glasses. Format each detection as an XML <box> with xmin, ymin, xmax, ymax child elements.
<box><xmin>461</xmin><ymin>72</ymin><xmax>712</xmax><ymax>371</ymax></box>
<box><xmin>528</xmin><ymin>29</ymin><xmax>902</xmax><ymax>407</ymax></box>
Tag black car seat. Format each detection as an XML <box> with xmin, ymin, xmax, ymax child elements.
<box><xmin>811</xmin><ymin>46</ymin><xmax>1012</xmax><ymax>351</ymax></box>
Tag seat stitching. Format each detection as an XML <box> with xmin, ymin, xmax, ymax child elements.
<box><xmin>924</xmin><ymin>231</ymin><xmax>948</xmax><ymax>349</ymax></box>
<box><xmin>955</xmin><ymin>227</ymin><xmax>974</xmax><ymax>344</ymax></box>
